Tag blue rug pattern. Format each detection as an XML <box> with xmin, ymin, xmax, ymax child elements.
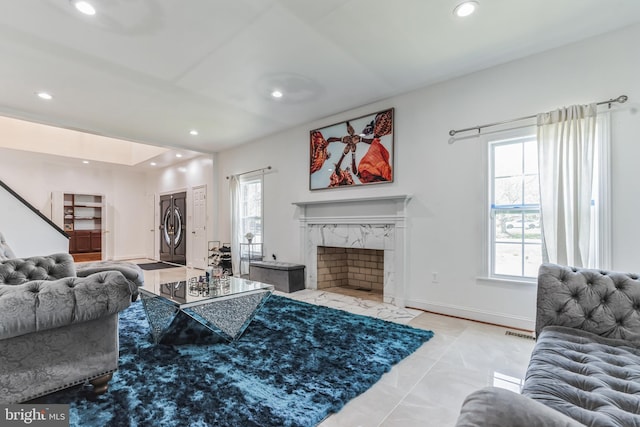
<box><xmin>36</xmin><ymin>295</ymin><xmax>434</xmax><ymax>426</ymax></box>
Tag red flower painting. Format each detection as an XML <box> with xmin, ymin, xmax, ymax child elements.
<box><xmin>309</xmin><ymin>108</ymin><xmax>394</xmax><ymax>190</ymax></box>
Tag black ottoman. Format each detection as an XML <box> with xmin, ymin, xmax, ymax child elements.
<box><xmin>249</xmin><ymin>261</ymin><xmax>305</xmax><ymax>293</ymax></box>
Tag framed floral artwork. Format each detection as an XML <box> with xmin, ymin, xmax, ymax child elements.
<box><xmin>309</xmin><ymin>108</ymin><xmax>394</xmax><ymax>190</ymax></box>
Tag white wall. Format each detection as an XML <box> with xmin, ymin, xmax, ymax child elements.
<box><xmin>0</xmin><ymin>148</ymin><xmax>149</xmax><ymax>259</ymax></box>
<box><xmin>216</xmin><ymin>24</ymin><xmax>640</xmax><ymax>329</ymax></box>
<box><xmin>145</xmin><ymin>154</ymin><xmax>217</xmax><ymax>265</ymax></box>
<box><xmin>0</xmin><ymin>185</ymin><xmax>68</xmax><ymax>257</ymax></box>
<box><xmin>0</xmin><ymin>146</ymin><xmax>217</xmax><ymax>264</ymax></box>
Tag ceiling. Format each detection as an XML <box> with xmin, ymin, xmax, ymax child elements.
<box><xmin>1</xmin><ymin>0</ymin><xmax>640</xmax><ymax>156</ymax></box>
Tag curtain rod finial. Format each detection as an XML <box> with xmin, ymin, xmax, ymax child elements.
<box><xmin>449</xmin><ymin>130</ymin><xmax>456</xmax><ymax>136</ymax></box>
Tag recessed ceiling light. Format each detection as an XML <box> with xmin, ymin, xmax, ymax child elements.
<box><xmin>189</xmin><ymin>130</ymin><xmax>199</xmax><ymax>136</ymax></box>
<box><xmin>72</xmin><ymin>1</ymin><xmax>96</xmax><ymax>16</ymax></box>
<box><xmin>175</xmin><ymin>154</ymin><xmax>183</xmax><ymax>158</ymax></box>
<box><xmin>37</xmin><ymin>92</ymin><xmax>53</xmax><ymax>100</ymax></box>
<box><xmin>150</xmin><ymin>162</ymin><xmax>157</xmax><ymax>166</ymax></box>
<box><xmin>453</xmin><ymin>1</ymin><xmax>478</xmax><ymax>17</ymax></box>
<box><xmin>82</xmin><ymin>160</ymin><xmax>90</xmax><ymax>164</ymax></box>
<box><xmin>271</xmin><ymin>90</ymin><xmax>283</xmax><ymax>99</ymax></box>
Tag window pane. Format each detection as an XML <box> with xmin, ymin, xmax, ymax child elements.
<box><xmin>495</xmin><ymin>212</ymin><xmax>522</xmax><ymax>243</ymax></box>
<box><xmin>523</xmin><ymin>175</ymin><xmax>539</xmax><ymax>205</ymax></box>
<box><xmin>523</xmin><ymin>213</ymin><xmax>541</xmax><ymax>243</ymax></box>
<box><xmin>523</xmin><ymin>140</ymin><xmax>538</xmax><ymax>175</ymax></box>
<box><xmin>240</xmin><ymin>177</ymin><xmax>263</xmax><ymax>243</ymax></box>
<box><xmin>494</xmin><ymin>143</ymin><xmax>522</xmax><ymax>177</ymax></box>
<box><xmin>524</xmin><ymin>244</ymin><xmax>543</xmax><ymax>277</ymax></box>
<box><xmin>490</xmin><ymin>133</ymin><xmax>541</xmax><ymax>280</ymax></box>
<box><xmin>494</xmin><ymin>243</ymin><xmax>522</xmax><ymax>276</ymax></box>
<box><xmin>494</xmin><ymin>177</ymin><xmax>523</xmax><ymax>206</ymax></box>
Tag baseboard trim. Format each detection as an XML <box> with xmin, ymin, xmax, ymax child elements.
<box><xmin>405</xmin><ymin>299</ymin><xmax>535</xmax><ymax>331</ymax></box>
<box><xmin>112</xmin><ymin>254</ymin><xmax>148</xmax><ymax>261</ymax></box>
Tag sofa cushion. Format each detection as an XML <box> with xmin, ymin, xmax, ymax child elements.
<box><xmin>0</xmin><ymin>253</ymin><xmax>76</xmax><ymax>285</ymax></box>
<box><xmin>0</xmin><ymin>270</ymin><xmax>132</xmax><ymax>340</ymax></box>
<box><xmin>522</xmin><ymin>325</ymin><xmax>640</xmax><ymax>427</ymax></box>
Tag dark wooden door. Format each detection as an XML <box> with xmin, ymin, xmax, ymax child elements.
<box><xmin>159</xmin><ymin>192</ymin><xmax>187</xmax><ymax>265</ymax></box>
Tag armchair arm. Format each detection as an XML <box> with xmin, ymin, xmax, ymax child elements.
<box><xmin>76</xmin><ymin>261</ymin><xmax>144</xmax><ymax>301</ymax></box>
<box><xmin>455</xmin><ymin>387</ymin><xmax>584</xmax><ymax>427</ymax></box>
<box><xmin>0</xmin><ymin>270</ymin><xmax>133</xmax><ymax>340</ymax></box>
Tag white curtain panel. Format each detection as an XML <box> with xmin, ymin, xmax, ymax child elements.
<box><xmin>537</xmin><ymin>103</ymin><xmax>597</xmax><ymax>267</ymax></box>
<box><xmin>229</xmin><ymin>175</ymin><xmax>241</xmax><ymax>275</ymax></box>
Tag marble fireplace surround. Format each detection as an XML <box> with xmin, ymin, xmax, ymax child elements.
<box><xmin>293</xmin><ymin>195</ymin><xmax>411</xmax><ymax>307</ymax></box>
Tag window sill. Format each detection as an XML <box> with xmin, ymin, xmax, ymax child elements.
<box><xmin>476</xmin><ymin>276</ymin><xmax>537</xmax><ymax>286</ymax></box>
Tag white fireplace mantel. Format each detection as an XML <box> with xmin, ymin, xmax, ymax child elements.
<box><xmin>294</xmin><ymin>194</ymin><xmax>411</xmax><ymax>307</ymax></box>
<box><xmin>293</xmin><ymin>195</ymin><xmax>412</xmax><ymax>225</ymax></box>
<box><xmin>292</xmin><ymin>194</ymin><xmax>412</xmax><ymax>207</ymax></box>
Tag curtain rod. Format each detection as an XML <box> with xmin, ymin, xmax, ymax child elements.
<box><xmin>226</xmin><ymin>166</ymin><xmax>272</xmax><ymax>180</ymax></box>
<box><xmin>448</xmin><ymin>95</ymin><xmax>628</xmax><ymax>138</ymax></box>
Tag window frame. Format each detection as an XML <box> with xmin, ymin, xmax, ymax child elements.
<box><xmin>238</xmin><ymin>174</ymin><xmax>264</xmax><ymax>245</ymax></box>
<box><xmin>487</xmin><ymin>129</ymin><xmax>541</xmax><ymax>282</ymax></box>
<box><xmin>481</xmin><ymin>113</ymin><xmax>611</xmax><ymax>283</ymax></box>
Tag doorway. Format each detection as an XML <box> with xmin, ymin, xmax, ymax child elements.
<box><xmin>191</xmin><ymin>185</ymin><xmax>207</xmax><ymax>269</ymax></box>
<box><xmin>159</xmin><ymin>191</ymin><xmax>187</xmax><ymax>265</ymax></box>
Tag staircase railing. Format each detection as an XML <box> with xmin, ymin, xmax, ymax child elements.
<box><xmin>0</xmin><ymin>178</ymin><xmax>68</xmax><ymax>238</ymax></box>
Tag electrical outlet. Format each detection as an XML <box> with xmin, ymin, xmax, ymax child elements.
<box><xmin>432</xmin><ymin>272</ymin><xmax>439</xmax><ymax>283</ymax></box>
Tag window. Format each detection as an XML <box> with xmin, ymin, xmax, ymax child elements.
<box><xmin>489</xmin><ymin>131</ymin><xmax>542</xmax><ymax>280</ymax></box>
<box><xmin>239</xmin><ymin>175</ymin><xmax>263</xmax><ymax>244</ymax></box>
<box><xmin>487</xmin><ymin>115</ymin><xmax>610</xmax><ymax>280</ymax></box>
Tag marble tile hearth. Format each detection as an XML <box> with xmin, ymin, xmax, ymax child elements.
<box><xmin>296</xmin><ymin>196</ymin><xmax>411</xmax><ymax>306</ymax></box>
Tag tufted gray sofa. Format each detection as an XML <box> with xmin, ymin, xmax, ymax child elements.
<box><xmin>456</xmin><ymin>263</ymin><xmax>640</xmax><ymax>427</ymax></box>
<box><xmin>0</xmin><ymin>251</ymin><xmax>135</xmax><ymax>403</ymax></box>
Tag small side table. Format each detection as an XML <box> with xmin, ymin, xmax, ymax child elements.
<box><xmin>239</xmin><ymin>242</ymin><xmax>263</xmax><ymax>276</ymax></box>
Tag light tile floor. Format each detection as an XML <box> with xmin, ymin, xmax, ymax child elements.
<box><xmin>133</xmin><ymin>261</ymin><xmax>536</xmax><ymax>427</ymax></box>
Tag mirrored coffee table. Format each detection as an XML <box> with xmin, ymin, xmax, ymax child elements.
<box><xmin>139</xmin><ymin>274</ymin><xmax>273</xmax><ymax>344</ymax></box>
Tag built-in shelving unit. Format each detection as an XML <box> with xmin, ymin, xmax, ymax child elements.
<box><xmin>63</xmin><ymin>193</ymin><xmax>103</xmax><ymax>261</ymax></box>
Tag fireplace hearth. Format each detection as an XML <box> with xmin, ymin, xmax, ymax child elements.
<box><xmin>317</xmin><ymin>246</ymin><xmax>383</xmax><ymax>292</ymax></box>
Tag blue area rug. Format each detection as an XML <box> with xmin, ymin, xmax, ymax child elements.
<box><xmin>36</xmin><ymin>295</ymin><xmax>434</xmax><ymax>426</ymax></box>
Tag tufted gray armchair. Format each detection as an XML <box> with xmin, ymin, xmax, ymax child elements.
<box><xmin>0</xmin><ymin>251</ymin><xmax>135</xmax><ymax>403</ymax></box>
<box><xmin>456</xmin><ymin>263</ymin><xmax>640</xmax><ymax>427</ymax></box>
<box><xmin>535</xmin><ymin>263</ymin><xmax>640</xmax><ymax>339</ymax></box>
<box><xmin>522</xmin><ymin>264</ymin><xmax>640</xmax><ymax>426</ymax></box>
